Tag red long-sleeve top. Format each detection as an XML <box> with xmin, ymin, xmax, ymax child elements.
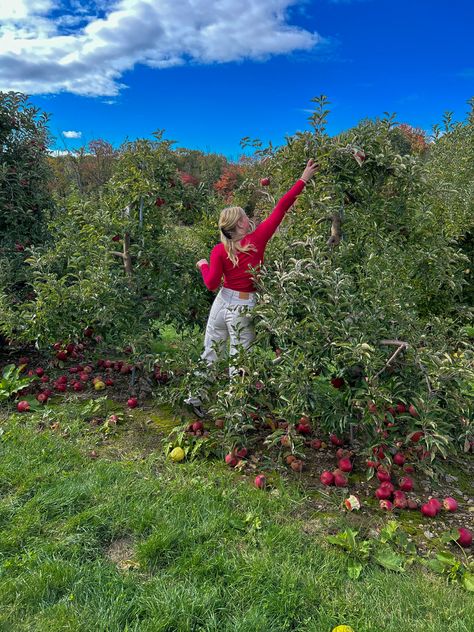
<box><xmin>200</xmin><ymin>179</ymin><xmax>306</xmax><ymax>292</ymax></box>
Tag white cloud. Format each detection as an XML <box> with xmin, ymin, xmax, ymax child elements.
<box><xmin>0</xmin><ymin>0</ymin><xmax>320</xmax><ymax>97</ymax></box>
<box><xmin>62</xmin><ymin>130</ymin><xmax>82</xmax><ymax>138</ymax></box>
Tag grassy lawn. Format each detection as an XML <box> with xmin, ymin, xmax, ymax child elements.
<box><xmin>0</xmin><ymin>405</ymin><xmax>473</xmax><ymax>632</ymax></box>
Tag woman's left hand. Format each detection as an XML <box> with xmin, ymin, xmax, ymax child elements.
<box><xmin>196</xmin><ymin>259</ymin><xmax>208</xmax><ymax>270</ymax></box>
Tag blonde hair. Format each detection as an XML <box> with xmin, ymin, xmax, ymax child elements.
<box><xmin>219</xmin><ymin>206</ymin><xmax>257</xmax><ymax>267</ymax></box>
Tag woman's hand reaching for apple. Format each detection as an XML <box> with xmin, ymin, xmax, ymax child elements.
<box><xmin>300</xmin><ymin>158</ymin><xmax>319</xmax><ymax>183</ymax></box>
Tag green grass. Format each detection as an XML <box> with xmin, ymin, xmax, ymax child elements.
<box><xmin>0</xmin><ymin>410</ymin><xmax>473</xmax><ymax>632</ymax></box>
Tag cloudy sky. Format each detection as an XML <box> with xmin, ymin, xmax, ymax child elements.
<box><xmin>1</xmin><ymin>0</ymin><xmax>473</xmax><ymax>157</ymax></box>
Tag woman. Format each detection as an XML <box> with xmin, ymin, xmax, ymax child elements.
<box><xmin>185</xmin><ymin>158</ymin><xmax>319</xmax><ymax>415</ymax></box>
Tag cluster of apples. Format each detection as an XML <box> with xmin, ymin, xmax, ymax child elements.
<box><xmin>52</xmin><ymin>328</ymin><xmax>96</xmax><ymax>362</ymax></box>
<box><xmin>15</xmin><ymin>350</ymin><xmax>137</xmax><ymax>411</ymax></box>
<box><xmin>224</xmin><ymin>446</ymin><xmax>249</xmax><ymax>468</ymax></box>
<box><xmin>320</xmin><ymin>447</ymin><xmax>354</xmax><ymax>488</ymax></box>
<box><xmin>185</xmin><ymin>420</ymin><xmax>210</xmax><ymax>438</ymax></box>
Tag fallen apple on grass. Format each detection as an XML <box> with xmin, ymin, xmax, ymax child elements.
<box><xmin>421</xmin><ymin>502</ymin><xmax>438</xmax><ymax>517</ymax></box>
<box><xmin>17</xmin><ymin>401</ymin><xmax>30</xmax><ymax>413</ymax></box>
<box><xmin>290</xmin><ymin>460</ymin><xmax>304</xmax><ymax>472</ymax></box>
<box><xmin>260</xmin><ymin>177</ymin><xmax>270</xmax><ymax>186</ymax></box>
<box><xmin>379</xmin><ymin>500</ymin><xmax>393</xmax><ymax>511</ymax></box>
<box><xmin>457</xmin><ymin>527</ymin><xmax>472</xmax><ymax>548</ymax></box>
<box><xmin>225</xmin><ymin>453</ymin><xmax>238</xmax><ymax>467</ymax></box>
<box><xmin>320</xmin><ymin>471</ymin><xmax>335</xmax><ymax>486</ymax></box>
<box><xmin>254</xmin><ymin>474</ymin><xmax>266</xmax><ymax>488</ymax></box>
<box><xmin>334</xmin><ymin>472</ymin><xmax>348</xmax><ymax>487</ymax></box>
<box><xmin>399</xmin><ymin>476</ymin><xmax>414</xmax><ymax>492</ymax></box>
<box><xmin>443</xmin><ymin>497</ymin><xmax>458</xmax><ymax>512</ymax></box>
<box><xmin>338</xmin><ymin>457</ymin><xmax>353</xmax><ymax>473</ymax></box>
<box><xmin>393</xmin><ymin>452</ymin><xmax>406</xmax><ymax>466</ymax></box>
<box><xmin>127</xmin><ymin>397</ymin><xmax>138</xmax><ymax>409</ymax></box>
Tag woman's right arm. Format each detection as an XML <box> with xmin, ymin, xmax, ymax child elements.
<box><xmin>199</xmin><ymin>245</ymin><xmax>224</xmax><ymax>291</ymax></box>
<box><xmin>251</xmin><ymin>159</ymin><xmax>318</xmax><ymax>246</ymax></box>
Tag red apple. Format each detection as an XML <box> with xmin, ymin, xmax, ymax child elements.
<box><xmin>457</xmin><ymin>528</ymin><xmax>472</xmax><ymax>548</ymax></box>
<box><xmin>421</xmin><ymin>502</ymin><xmax>437</xmax><ymax>517</ymax></box>
<box><xmin>35</xmin><ymin>367</ymin><xmax>44</xmax><ymax>377</ymax></box>
<box><xmin>320</xmin><ymin>471</ymin><xmax>334</xmax><ymax>486</ymax></box>
<box><xmin>192</xmin><ymin>421</ymin><xmax>204</xmax><ymax>433</ymax></box>
<box><xmin>393</xmin><ymin>453</ymin><xmax>405</xmax><ymax>466</ymax></box>
<box><xmin>399</xmin><ymin>477</ymin><xmax>414</xmax><ymax>492</ymax></box>
<box><xmin>428</xmin><ymin>498</ymin><xmax>442</xmax><ymax>513</ymax></box>
<box><xmin>56</xmin><ymin>351</ymin><xmax>68</xmax><ymax>361</ymax></box>
<box><xmin>408</xmin><ymin>404</ymin><xmax>419</xmax><ymax>418</ymax></box>
<box><xmin>380</xmin><ymin>481</ymin><xmax>395</xmax><ymax>494</ymax></box>
<box><xmin>296</xmin><ymin>423</ymin><xmax>311</xmax><ymax>435</ymax></box>
<box><xmin>112</xmin><ymin>234</ymin><xmax>121</xmax><ymax>242</ymax></box>
<box><xmin>331</xmin><ymin>377</ymin><xmax>344</xmax><ymax>389</ymax></box>
<box><xmin>393</xmin><ymin>491</ymin><xmax>407</xmax><ymax>509</ymax></box>
<box><xmin>310</xmin><ymin>439</ymin><xmax>322</xmax><ymax>450</ymax></box>
<box><xmin>334</xmin><ymin>472</ymin><xmax>348</xmax><ymax>487</ymax></box>
<box><xmin>236</xmin><ymin>447</ymin><xmax>248</xmax><ymax>459</ymax></box>
<box><xmin>376</xmin><ymin>469</ymin><xmax>391</xmax><ymax>483</ymax></box>
<box><xmin>379</xmin><ymin>500</ymin><xmax>393</xmax><ymax>511</ymax></box>
<box><xmin>396</xmin><ymin>403</ymin><xmax>407</xmax><ymax>414</ymax></box>
<box><xmin>127</xmin><ymin>397</ymin><xmax>138</xmax><ymax>408</ymax></box>
<box><xmin>260</xmin><ymin>177</ymin><xmax>270</xmax><ymax>186</ymax></box>
<box><xmin>72</xmin><ymin>381</ymin><xmax>83</xmax><ymax>392</ymax></box>
<box><xmin>254</xmin><ymin>474</ymin><xmax>266</xmax><ymax>489</ymax></box>
<box><xmin>225</xmin><ymin>453</ymin><xmax>238</xmax><ymax>467</ymax></box>
<box><xmin>338</xmin><ymin>458</ymin><xmax>353</xmax><ymax>473</ymax></box>
<box><xmin>375</xmin><ymin>486</ymin><xmax>392</xmax><ymax>500</ymax></box>
<box><xmin>330</xmin><ymin>434</ymin><xmax>344</xmax><ymax>447</ymax></box>
<box><xmin>17</xmin><ymin>400</ymin><xmax>30</xmax><ymax>413</ymax></box>
<box><xmin>83</xmin><ymin>326</ymin><xmax>93</xmax><ymax>338</ymax></box>
<box><xmin>443</xmin><ymin>497</ymin><xmax>458</xmax><ymax>512</ymax></box>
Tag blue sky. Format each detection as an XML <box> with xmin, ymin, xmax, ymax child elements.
<box><xmin>1</xmin><ymin>0</ymin><xmax>473</xmax><ymax>159</ymax></box>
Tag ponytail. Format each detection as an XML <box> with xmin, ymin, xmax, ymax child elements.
<box><xmin>219</xmin><ymin>207</ymin><xmax>257</xmax><ymax>267</ymax></box>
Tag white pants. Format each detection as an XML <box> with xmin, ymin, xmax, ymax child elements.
<box><xmin>185</xmin><ymin>287</ymin><xmax>256</xmax><ymax>406</ymax></box>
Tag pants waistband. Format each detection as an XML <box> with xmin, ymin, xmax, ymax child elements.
<box><xmin>219</xmin><ymin>287</ymin><xmax>256</xmax><ymax>301</ymax></box>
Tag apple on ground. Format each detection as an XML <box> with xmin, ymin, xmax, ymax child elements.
<box><xmin>17</xmin><ymin>401</ymin><xmax>30</xmax><ymax>412</ymax></box>
<box><xmin>254</xmin><ymin>474</ymin><xmax>266</xmax><ymax>489</ymax></box>
<box><xmin>443</xmin><ymin>497</ymin><xmax>458</xmax><ymax>512</ymax></box>
<box><xmin>225</xmin><ymin>453</ymin><xmax>238</xmax><ymax>467</ymax></box>
<box><xmin>399</xmin><ymin>477</ymin><xmax>414</xmax><ymax>492</ymax></box>
<box><xmin>127</xmin><ymin>397</ymin><xmax>138</xmax><ymax>409</ymax></box>
<box><xmin>421</xmin><ymin>502</ymin><xmax>437</xmax><ymax>517</ymax></box>
<box><xmin>338</xmin><ymin>458</ymin><xmax>353</xmax><ymax>473</ymax></box>
<box><xmin>320</xmin><ymin>471</ymin><xmax>334</xmax><ymax>486</ymax></box>
<box><xmin>334</xmin><ymin>472</ymin><xmax>348</xmax><ymax>487</ymax></box>
<box><xmin>457</xmin><ymin>528</ymin><xmax>472</xmax><ymax>548</ymax></box>
<box><xmin>393</xmin><ymin>453</ymin><xmax>405</xmax><ymax>466</ymax></box>
<box><xmin>290</xmin><ymin>460</ymin><xmax>304</xmax><ymax>472</ymax></box>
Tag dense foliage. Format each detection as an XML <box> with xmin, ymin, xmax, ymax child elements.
<box><xmin>0</xmin><ymin>91</ymin><xmax>472</xmax><ymax>458</ymax></box>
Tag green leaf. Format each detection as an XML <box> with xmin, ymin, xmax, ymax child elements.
<box><xmin>347</xmin><ymin>559</ymin><xmax>363</xmax><ymax>580</ymax></box>
<box><xmin>373</xmin><ymin>545</ymin><xmax>406</xmax><ymax>572</ymax></box>
<box><xmin>462</xmin><ymin>572</ymin><xmax>474</xmax><ymax>592</ymax></box>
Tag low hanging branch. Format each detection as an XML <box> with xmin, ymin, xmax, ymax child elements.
<box><xmin>371</xmin><ymin>339</ymin><xmax>436</xmax><ymax>396</ymax></box>
<box><xmin>372</xmin><ymin>340</ymin><xmax>409</xmax><ymax>381</ymax></box>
